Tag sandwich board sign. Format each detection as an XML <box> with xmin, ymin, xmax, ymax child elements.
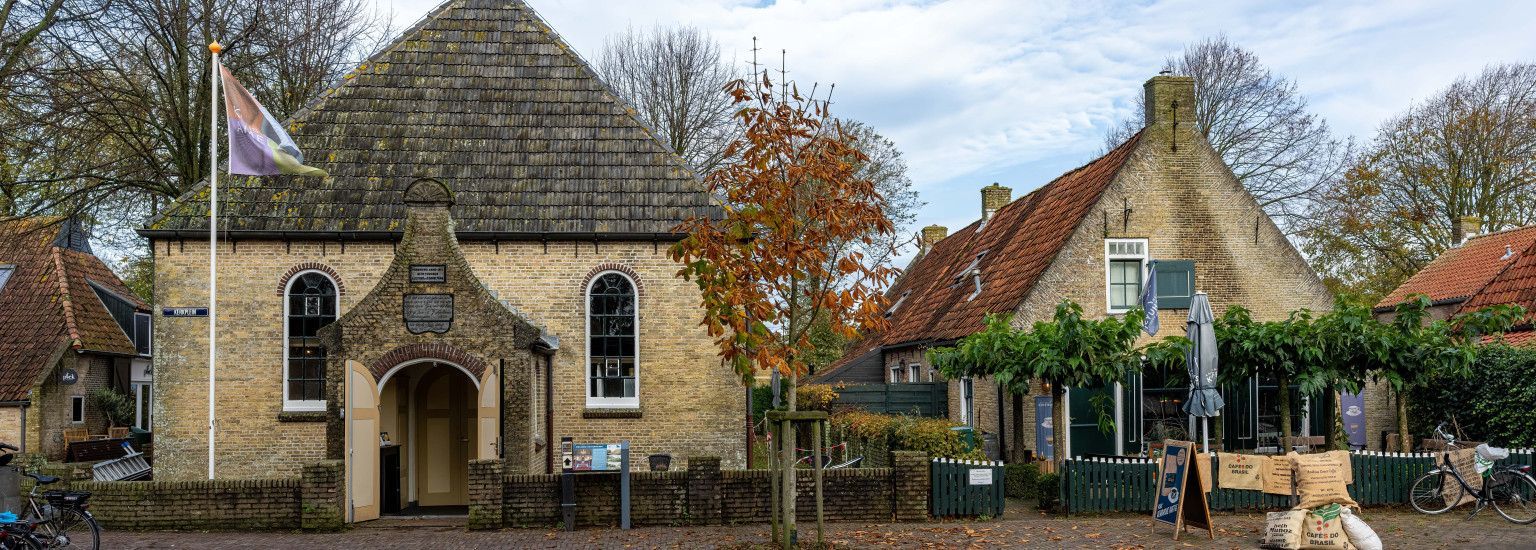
<box><xmin>1152</xmin><ymin>440</ymin><xmax>1213</xmax><ymax>541</ymax></box>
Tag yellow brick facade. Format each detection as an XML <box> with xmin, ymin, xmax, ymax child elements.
<box><xmin>151</xmin><ymin>238</ymin><xmax>744</xmax><ymax>480</ymax></box>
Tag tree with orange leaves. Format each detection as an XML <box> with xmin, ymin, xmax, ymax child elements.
<box><xmin>671</xmin><ymin>60</ymin><xmax>900</xmax><ymax>548</ymax></box>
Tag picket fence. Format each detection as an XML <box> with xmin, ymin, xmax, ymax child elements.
<box><xmin>930</xmin><ymin>458</ymin><xmax>1006</xmax><ymax>518</ymax></box>
<box><xmin>1060</xmin><ymin>449</ymin><xmax>1536</xmax><ymax>515</ymax></box>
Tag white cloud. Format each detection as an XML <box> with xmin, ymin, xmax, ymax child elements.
<box><xmin>378</xmin><ymin>0</ymin><xmax>1536</xmax><ymax>242</ymax></box>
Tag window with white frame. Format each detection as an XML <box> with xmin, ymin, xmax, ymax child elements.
<box><xmin>133</xmin><ymin>382</ymin><xmax>152</xmax><ymax>430</ymax></box>
<box><xmin>959</xmin><ymin>377</ymin><xmax>975</xmax><ymax>426</ymax></box>
<box><xmin>889</xmin><ymin>365</ymin><xmax>902</xmax><ymax>384</ymax></box>
<box><xmin>1105</xmin><ymin>239</ymin><xmax>1149</xmax><ymax>313</ymax></box>
<box><xmin>908</xmin><ymin>363</ymin><xmax>921</xmax><ymax>383</ymax></box>
<box><xmin>588</xmin><ymin>272</ymin><xmax>638</xmax><ymax>407</ymax></box>
<box><xmin>0</xmin><ymin>264</ymin><xmax>13</xmax><ymax>292</ymax></box>
<box><xmin>285</xmin><ymin>271</ymin><xmax>336</xmax><ymax>411</ymax></box>
<box><xmin>70</xmin><ymin>395</ymin><xmax>85</xmax><ymax>424</ymax></box>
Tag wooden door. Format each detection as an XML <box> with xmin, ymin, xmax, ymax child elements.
<box><xmin>347</xmin><ymin>361</ymin><xmax>380</xmax><ymax>522</ymax></box>
<box><xmin>416</xmin><ymin>367</ymin><xmax>470</xmax><ymax>506</ymax></box>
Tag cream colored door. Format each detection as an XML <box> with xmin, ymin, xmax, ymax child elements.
<box><xmin>347</xmin><ymin>361</ymin><xmax>380</xmax><ymax>522</ymax></box>
<box><xmin>478</xmin><ymin>368</ymin><xmax>498</xmax><ymax>460</ymax></box>
<box><xmin>416</xmin><ymin>368</ymin><xmax>470</xmax><ymax>506</ymax></box>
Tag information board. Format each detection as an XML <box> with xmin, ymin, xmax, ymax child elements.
<box><xmin>1153</xmin><ymin>440</ymin><xmax>1213</xmax><ymax>540</ymax></box>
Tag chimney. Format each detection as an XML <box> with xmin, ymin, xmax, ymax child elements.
<box><xmin>980</xmin><ymin>183</ymin><xmax>1012</xmax><ymax>221</ymax></box>
<box><xmin>1455</xmin><ymin>215</ymin><xmax>1481</xmax><ymax>245</ymax></box>
<box><xmin>1144</xmin><ymin>74</ymin><xmax>1197</xmax><ymax>142</ymax></box>
<box><xmin>919</xmin><ymin>224</ymin><xmax>948</xmax><ymax>254</ymax></box>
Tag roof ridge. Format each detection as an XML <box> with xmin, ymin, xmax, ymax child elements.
<box><xmin>49</xmin><ymin>246</ymin><xmax>83</xmax><ymax>349</ymax></box>
<box><xmin>1466</xmin><ymin>224</ymin><xmax>1536</xmax><ymax>242</ymax></box>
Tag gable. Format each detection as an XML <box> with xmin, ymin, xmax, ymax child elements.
<box><xmin>145</xmin><ymin>0</ymin><xmax>714</xmax><ymax>239</ymax></box>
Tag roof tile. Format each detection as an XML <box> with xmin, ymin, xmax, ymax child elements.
<box><xmin>1377</xmin><ymin>226</ymin><xmax>1536</xmax><ymax>310</ymax></box>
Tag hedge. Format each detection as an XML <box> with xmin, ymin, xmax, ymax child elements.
<box><xmin>1411</xmin><ymin>344</ymin><xmax>1536</xmax><ymax>447</ymax></box>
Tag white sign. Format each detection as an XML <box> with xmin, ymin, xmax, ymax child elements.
<box><xmin>968</xmin><ymin>468</ymin><xmax>993</xmax><ymax>486</ymax></box>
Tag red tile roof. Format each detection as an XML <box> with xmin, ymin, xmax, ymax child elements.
<box><xmin>1484</xmin><ymin>330</ymin><xmax>1536</xmax><ymax>347</ymax></box>
<box><xmin>1457</xmin><ymin>233</ymin><xmax>1536</xmax><ymax>323</ymax></box>
<box><xmin>1376</xmin><ymin>225</ymin><xmax>1536</xmax><ymax>310</ymax></box>
<box><xmin>818</xmin><ymin>132</ymin><xmax>1143</xmax><ymax>379</ymax></box>
<box><xmin>0</xmin><ymin>219</ymin><xmax>146</xmax><ymax>401</ymax></box>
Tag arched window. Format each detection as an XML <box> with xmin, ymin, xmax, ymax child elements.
<box><xmin>587</xmin><ymin>272</ymin><xmax>638</xmax><ymax>408</ymax></box>
<box><xmin>285</xmin><ymin>271</ymin><xmax>337</xmax><ymax>410</ymax></box>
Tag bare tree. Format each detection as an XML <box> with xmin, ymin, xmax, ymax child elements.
<box><xmin>597</xmin><ymin>25</ymin><xmax>738</xmax><ymax>175</ymax></box>
<box><xmin>1108</xmin><ymin>35</ymin><xmax>1349</xmax><ymax>232</ymax></box>
<box><xmin>1303</xmin><ymin>63</ymin><xmax>1536</xmax><ymax>300</ymax></box>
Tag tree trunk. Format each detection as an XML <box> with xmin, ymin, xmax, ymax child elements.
<box><xmin>779</xmin><ymin>373</ymin><xmax>797</xmax><ymax>549</ymax></box>
<box><xmin>1011</xmin><ymin>391</ymin><xmax>1027</xmax><ymax>461</ymax></box>
<box><xmin>1051</xmin><ymin>384</ymin><xmax>1067</xmax><ymax>462</ymax></box>
<box><xmin>1276</xmin><ymin>373</ymin><xmax>1293</xmax><ymax>447</ymax></box>
<box><xmin>1398</xmin><ymin>390</ymin><xmax>1412</xmax><ymax>453</ymax></box>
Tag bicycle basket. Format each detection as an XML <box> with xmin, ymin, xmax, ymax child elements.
<box><xmin>41</xmin><ymin>491</ymin><xmax>89</xmax><ymax>508</ymax></box>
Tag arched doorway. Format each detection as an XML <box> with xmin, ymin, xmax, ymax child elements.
<box><xmin>361</xmin><ymin>359</ymin><xmax>494</xmax><ymax>516</ymax></box>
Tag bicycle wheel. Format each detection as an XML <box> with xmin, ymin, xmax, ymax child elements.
<box><xmin>1409</xmin><ymin>470</ymin><xmax>1461</xmax><ymax>515</ymax></box>
<box><xmin>1490</xmin><ymin>470</ymin><xmax>1536</xmax><ymax>524</ymax></box>
<box><xmin>35</xmin><ymin>508</ymin><xmax>98</xmax><ymax>549</ymax></box>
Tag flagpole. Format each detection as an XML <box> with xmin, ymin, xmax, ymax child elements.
<box><xmin>207</xmin><ymin>41</ymin><xmax>222</xmax><ymax>481</ymax></box>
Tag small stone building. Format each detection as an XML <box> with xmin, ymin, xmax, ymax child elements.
<box><xmin>0</xmin><ymin>218</ymin><xmax>153</xmax><ymax>460</ymax></box>
<box><xmin>818</xmin><ymin>75</ymin><xmax>1393</xmax><ymax>456</ymax></box>
<box><xmin>140</xmin><ymin>0</ymin><xmax>743</xmax><ymax>522</ymax></box>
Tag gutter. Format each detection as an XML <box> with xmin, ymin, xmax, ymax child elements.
<box><xmin>136</xmin><ymin>229</ymin><xmax>689</xmax><ymax>242</ymax></box>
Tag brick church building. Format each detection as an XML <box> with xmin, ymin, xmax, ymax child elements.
<box><xmin>140</xmin><ymin>0</ymin><xmax>743</xmax><ymax>521</ymax></box>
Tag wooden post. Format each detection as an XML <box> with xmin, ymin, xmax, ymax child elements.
<box><xmin>769</xmin><ymin>420</ymin><xmax>780</xmax><ymax>543</ymax></box>
<box><xmin>814</xmin><ymin>419</ymin><xmax>824</xmax><ymax>547</ymax></box>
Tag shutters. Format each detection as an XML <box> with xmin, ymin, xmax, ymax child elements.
<box><xmin>1154</xmin><ymin>260</ymin><xmax>1195</xmax><ymax>309</ymax></box>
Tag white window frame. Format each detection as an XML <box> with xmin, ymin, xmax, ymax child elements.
<box><xmin>283</xmin><ymin>270</ymin><xmax>338</xmax><ymax>412</ymax></box>
<box><xmin>889</xmin><ymin>365</ymin><xmax>902</xmax><ymax>384</ymax></box>
<box><xmin>133</xmin><ymin>382</ymin><xmax>152</xmax><ymax>431</ymax></box>
<box><xmin>70</xmin><ymin>395</ymin><xmax>85</xmax><ymax>424</ymax></box>
<box><xmin>585</xmin><ymin>271</ymin><xmax>640</xmax><ymax>409</ymax></box>
<box><xmin>907</xmin><ymin>363</ymin><xmax>920</xmax><ymax>383</ymax></box>
<box><xmin>959</xmin><ymin>377</ymin><xmax>975</xmax><ymax>426</ymax></box>
<box><xmin>133</xmin><ymin>311</ymin><xmax>152</xmax><ymax>357</ymax></box>
<box><xmin>1104</xmin><ymin>238</ymin><xmax>1149</xmax><ymax>314</ymax></box>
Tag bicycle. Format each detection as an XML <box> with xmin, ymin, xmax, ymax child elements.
<box><xmin>0</xmin><ymin>443</ymin><xmax>99</xmax><ymax>549</ymax></box>
<box><xmin>1408</xmin><ymin>423</ymin><xmax>1536</xmax><ymax>524</ymax></box>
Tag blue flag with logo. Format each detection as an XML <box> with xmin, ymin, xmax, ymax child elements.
<box><xmin>1141</xmin><ymin>260</ymin><xmax>1159</xmax><ymax>335</ymax></box>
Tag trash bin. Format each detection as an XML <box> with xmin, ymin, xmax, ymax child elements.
<box><xmin>647</xmin><ymin>454</ymin><xmax>672</xmax><ymax>471</ymax></box>
<box><xmin>950</xmin><ymin>426</ymin><xmax>977</xmax><ymax>452</ymax></box>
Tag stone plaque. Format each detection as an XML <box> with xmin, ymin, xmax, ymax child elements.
<box><xmin>409</xmin><ymin>264</ymin><xmax>446</xmax><ymax>283</ymax></box>
<box><xmin>403</xmin><ymin>294</ymin><xmax>453</xmax><ymax>334</ymax></box>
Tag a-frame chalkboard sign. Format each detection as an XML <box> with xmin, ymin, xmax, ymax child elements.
<box><xmin>1151</xmin><ymin>440</ymin><xmax>1214</xmax><ymax>540</ymax></box>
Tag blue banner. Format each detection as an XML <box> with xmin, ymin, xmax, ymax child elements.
<box><xmin>1341</xmin><ymin>391</ymin><xmax>1367</xmax><ymax>449</ymax></box>
<box><xmin>1035</xmin><ymin>396</ymin><xmax>1054</xmax><ymax>460</ymax></box>
<box><xmin>1153</xmin><ymin>443</ymin><xmax>1190</xmax><ymax>527</ymax></box>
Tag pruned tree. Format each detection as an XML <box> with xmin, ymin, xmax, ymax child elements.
<box><xmin>1303</xmin><ymin>63</ymin><xmax>1536</xmax><ymax>301</ymax></box>
<box><xmin>598</xmin><ymin>25</ymin><xmax>738</xmax><ymax>175</ymax></box>
<box><xmin>1108</xmin><ymin>35</ymin><xmax>1349</xmax><ymax>233</ymax></box>
<box><xmin>670</xmin><ymin>64</ymin><xmax>900</xmax><ymax>547</ymax></box>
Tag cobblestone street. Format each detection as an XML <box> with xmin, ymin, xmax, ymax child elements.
<box><xmin>102</xmin><ymin>507</ymin><xmax>1536</xmax><ymax>549</ymax></box>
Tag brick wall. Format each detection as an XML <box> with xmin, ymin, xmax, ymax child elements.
<box><xmin>480</xmin><ymin>453</ymin><xmax>920</xmax><ymax>529</ymax></box>
<box><xmin>55</xmin><ymin>459</ymin><xmax>341</xmax><ymax>532</ymax></box>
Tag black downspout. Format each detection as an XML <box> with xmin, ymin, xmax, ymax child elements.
<box><xmin>498</xmin><ymin>359</ymin><xmax>506</xmax><ymax>460</ymax></box>
<box><xmin>545</xmin><ymin>353</ymin><xmax>554</xmax><ymax>474</ymax></box>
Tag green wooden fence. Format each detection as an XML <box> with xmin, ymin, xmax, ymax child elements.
<box><xmin>833</xmin><ymin>382</ymin><xmax>948</xmax><ymax>417</ymax></box>
<box><xmin>930</xmin><ymin>458</ymin><xmax>1005</xmax><ymax>518</ymax></box>
<box><xmin>1061</xmin><ymin>449</ymin><xmax>1536</xmax><ymax>514</ymax></box>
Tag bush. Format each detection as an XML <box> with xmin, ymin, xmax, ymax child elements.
<box><xmin>1411</xmin><ymin>345</ymin><xmax>1536</xmax><ymax>447</ymax></box>
<box><xmin>752</xmin><ymin>382</ymin><xmax>842</xmax><ymax>431</ymax></box>
<box><xmin>1004</xmin><ymin>463</ymin><xmax>1039</xmax><ymax>499</ymax></box>
<box><xmin>1035</xmin><ymin>473</ymin><xmax>1061</xmax><ymax>512</ymax></box>
<box><xmin>829</xmin><ymin>410</ymin><xmax>985</xmax><ymax>461</ymax></box>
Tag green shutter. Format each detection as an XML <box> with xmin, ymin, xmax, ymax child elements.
<box><xmin>1154</xmin><ymin>260</ymin><xmax>1195</xmax><ymax>309</ymax></box>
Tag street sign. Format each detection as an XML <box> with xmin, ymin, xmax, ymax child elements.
<box><xmin>161</xmin><ymin>307</ymin><xmax>208</xmax><ymax>317</ymax></box>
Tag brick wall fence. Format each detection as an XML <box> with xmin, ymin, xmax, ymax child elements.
<box><xmin>472</xmin><ymin>451</ymin><xmax>931</xmax><ymax>530</ymax></box>
<box><xmin>42</xmin><ymin>460</ymin><xmax>343</xmax><ymax>531</ymax></box>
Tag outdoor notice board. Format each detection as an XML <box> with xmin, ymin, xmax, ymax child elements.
<box><xmin>1152</xmin><ymin>440</ymin><xmax>1214</xmax><ymax>540</ymax></box>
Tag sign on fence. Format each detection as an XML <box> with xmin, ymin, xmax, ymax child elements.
<box><xmin>1153</xmin><ymin>440</ymin><xmax>1214</xmax><ymax>541</ymax></box>
<box><xmin>969</xmin><ymin>468</ymin><xmax>993</xmax><ymax>485</ymax></box>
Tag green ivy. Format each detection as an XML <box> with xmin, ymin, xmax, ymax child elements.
<box><xmin>1411</xmin><ymin>345</ymin><xmax>1536</xmax><ymax>447</ymax></box>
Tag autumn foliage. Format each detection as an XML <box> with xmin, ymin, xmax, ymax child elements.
<box><xmin>671</xmin><ymin>70</ymin><xmax>900</xmax><ymax>381</ymax></box>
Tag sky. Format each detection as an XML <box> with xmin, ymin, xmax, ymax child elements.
<box><xmin>376</xmin><ymin>0</ymin><xmax>1536</xmax><ymax>248</ymax></box>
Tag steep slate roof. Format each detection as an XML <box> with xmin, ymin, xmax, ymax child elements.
<box><xmin>0</xmin><ymin>219</ymin><xmax>148</xmax><ymax>401</ymax></box>
<box><xmin>816</xmin><ymin>132</ymin><xmax>1143</xmax><ymax>380</ymax></box>
<box><xmin>1376</xmin><ymin>225</ymin><xmax>1536</xmax><ymax>310</ymax></box>
<box><xmin>144</xmin><ymin>0</ymin><xmax>713</xmax><ymax>239</ymax></box>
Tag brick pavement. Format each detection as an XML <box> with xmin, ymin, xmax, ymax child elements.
<box><xmin>102</xmin><ymin>508</ymin><xmax>1536</xmax><ymax>549</ymax></box>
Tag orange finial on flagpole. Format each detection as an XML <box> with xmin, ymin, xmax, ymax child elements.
<box><xmin>209</xmin><ymin>42</ymin><xmax>223</xmax><ymax>54</ymax></box>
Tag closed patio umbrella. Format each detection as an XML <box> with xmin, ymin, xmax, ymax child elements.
<box><xmin>1183</xmin><ymin>291</ymin><xmax>1224</xmax><ymax>452</ymax></box>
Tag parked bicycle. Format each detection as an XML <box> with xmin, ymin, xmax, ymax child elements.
<box><xmin>1408</xmin><ymin>423</ymin><xmax>1536</xmax><ymax>524</ymax></box>
<box><xmin>0</xmin><ymin>443</ymin><xmax>99</xmax><ymax>549</ymax></box>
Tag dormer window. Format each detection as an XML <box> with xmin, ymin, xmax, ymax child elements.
<box><xmin>952</xmin><ymin>251</ymin><xmax>988</xmax><ymax>286</ymax></box>
<box><xmin>885</xmin><ymin>291</ymin><xmax>912</xmax><ymax>318</ymax></box>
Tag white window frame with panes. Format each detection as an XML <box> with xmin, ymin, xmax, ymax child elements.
<box><xmin>1104</xmin><ymin>239</ymin><xmax>1149</xmax><ymax>314</ymax></box>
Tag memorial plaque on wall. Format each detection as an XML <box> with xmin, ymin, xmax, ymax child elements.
<box><xmin>403</xmin><ymin>294</ymin><xmax>454</xmax><ymax>334</ymax></box>
<box><xmin>409</xmin><ymin>264</ymin><xmax>446</xmax><ymax>283</ymax></box>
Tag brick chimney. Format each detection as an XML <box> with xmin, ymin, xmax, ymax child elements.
<box><xmin>1144</xmin><ymin>74</ymin><xmax>1196</xmax><ymax>127</ymax></box>
<box><xmin>1455</xmin><ymin>215</ymin><xmax>1482</xmax><ymax>245</ymax></box>
<box><xmin>981</xmin><ymin>183</ymin><xmax>1011</xmax><ymax>221</ymax></box>
<box><xmin>919</xmin><ymin>224</ymin><xmax>948</xmax><ymax>254</ymax></box>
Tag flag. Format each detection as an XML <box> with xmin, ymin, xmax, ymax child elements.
<box><xmin>1141</xmin><ymin>260</ymin><xmax>1159</xmax><ymax>335</ymax></box>
<box><xmin>219</xmin><ymin>64</ymin><xmax>326</xmax><ymax>177</ymax></box>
